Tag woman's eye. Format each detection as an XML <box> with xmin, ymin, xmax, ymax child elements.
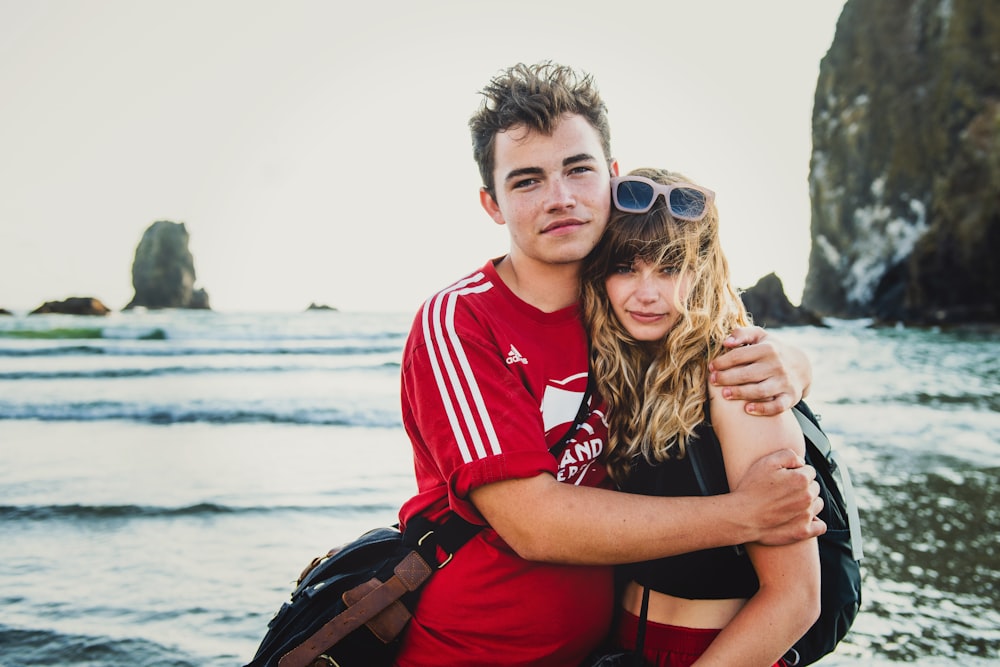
<box><xmin>660</xmin><ymin>265</ymin><xmax>680</xmax><ymax>275</ymax></box>
<box><xmin>612</xmin><ymin>264</ymin><xmax>633</xmax><ymax>274</ymax></box>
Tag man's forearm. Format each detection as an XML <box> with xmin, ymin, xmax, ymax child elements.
<box><xmin>471</xmin><ymin>475</ymin><xmax>754</xmax><ymax>565</ymax></box>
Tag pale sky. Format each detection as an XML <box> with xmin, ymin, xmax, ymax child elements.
<box><xmin>0</xmin><ymin>0</ymin><xmax>846</xmax><ymax>314</ymax></box>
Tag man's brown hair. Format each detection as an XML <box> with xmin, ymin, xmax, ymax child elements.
<box><xmin>469</xmin><ymin>61</ymin><xmax>612</xmax><ymax>195</ymax></box>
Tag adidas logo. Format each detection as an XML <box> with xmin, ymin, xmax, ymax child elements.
<box><xmin>505</xmin><ymin>344</ymin><xmax>528</xmax><ymax>365</ymax></box>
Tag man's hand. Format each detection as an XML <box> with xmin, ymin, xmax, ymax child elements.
<box><xmin>709</xmin><ymin>325</ymin><xmax>812</xmax><ymax>416</ymax></box>
<box><xmin>732</xmin><ymin>449</ymin><xmax>826</xmax><ymax>546</ymax></box>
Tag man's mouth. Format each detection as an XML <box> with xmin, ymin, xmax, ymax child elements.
<box><xmin>542</xmin><ymin>219</ymin><xmax>584</xmax><ymax>233</ymax></box>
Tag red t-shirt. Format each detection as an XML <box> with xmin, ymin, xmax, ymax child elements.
<box><xmin>396</xmin><ymin>259</ymin><xmax>614</xmax><ymax>666</ymax></box>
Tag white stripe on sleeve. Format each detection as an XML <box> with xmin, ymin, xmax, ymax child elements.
<box><xmin>421</xmin><ymin>273</ymin><xmax>500</xmax><ymax>463</ymax></box>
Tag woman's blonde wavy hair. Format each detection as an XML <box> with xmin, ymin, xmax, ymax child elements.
<box><xmin>582</xmin><ymin>167</ymin><xmax>751</xmax><ymax>485</ymax></box>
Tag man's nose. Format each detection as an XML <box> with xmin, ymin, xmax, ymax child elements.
<box><xmin>545</xmin><ymin>178</ymin><xmax>576</xmax><ymax>209</ymax></box>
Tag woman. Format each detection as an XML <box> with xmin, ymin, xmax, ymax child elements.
<box><xmin>582</xmin><ymin>168</ymin><xmax>821</xmax><ymax>667</ymax></box>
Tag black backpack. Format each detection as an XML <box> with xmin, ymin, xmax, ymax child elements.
<box><xmin>688</xmin><ymin>401</ymin><xmax>863</xmax><ymax>666</ymax></box>
<box><xmin>244</xmin><ymin>514</ymin><xmax>480</xmax><ymax>667</ymax></box>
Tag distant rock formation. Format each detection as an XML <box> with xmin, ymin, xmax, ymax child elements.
<box><xmin>803</xmin><ymin>0</ymin><xmax>1000</xmax><ymax>325</ymax></box>
<box><xmin>741</xmin><ymin>274</ymin><xmax>826</xmax><ymax>328</ymax></box>
<box><xmin>30</xmin><ymin>297</ymin><xmax>111</xmax><ymax>316</ymax></box>
<box><xmin>125</xmin><ymin>221</ymin><xmax>210</xmax><ymax>310</ymax></box>
<box><xmin>0</xmin><ymin>308</ymin><xmax>13</xmax><ymax>316</ymax></box>
<box><xmin>305</xmin><ymin>302</ymin><xmax>338</xmax><ymax>312</ymax></box>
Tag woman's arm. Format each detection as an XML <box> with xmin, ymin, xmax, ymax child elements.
<box><xmin>693</xmin><ymin>383</ymin><xmax>822</xmax><ymax>667</ymax></box>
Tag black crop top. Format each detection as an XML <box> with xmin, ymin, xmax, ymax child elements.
<box><xmin>617</xmin><ymin>419</ymin><xmax>760</xmax><ymax>600</ymax></box>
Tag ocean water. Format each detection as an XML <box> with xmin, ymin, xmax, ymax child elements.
<box><xmin>0</xmin><ymin>310</ymin><xmax>997</xmax><ymax>666</ymax></box>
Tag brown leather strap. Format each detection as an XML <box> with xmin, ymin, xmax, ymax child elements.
<box><xmin>343</xmin><ymin>578</ymin><xmax>412</xmax><ymax>643</ymax></box>
<box><xmin>277</xmin><ymin>551</ymin><xmax>433</xmax><ymax>667</ymax></box>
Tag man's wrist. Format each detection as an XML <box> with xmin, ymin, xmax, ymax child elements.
<box><xmin>719</xmin><ymin>489</ymin><xmax>759</xmax><ymax>546</ymax></box>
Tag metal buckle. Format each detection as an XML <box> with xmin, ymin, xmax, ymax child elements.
<box><xmin>417</xmin><ymin>529</ymin><xmax>454</xmax><ymax>569</ymax></box>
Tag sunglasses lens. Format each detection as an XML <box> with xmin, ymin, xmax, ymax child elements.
<box><xmin>668</xmin><ymin>188</ymin><xmax>708</xmax><ymax>220</ymax></box>
<box><xmin>616</xmin><ymin>180</ymin><xmax>655</xmax><ymax>211</ymax></box>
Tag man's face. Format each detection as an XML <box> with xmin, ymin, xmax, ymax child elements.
<box><xmin>481</xmin><ymin>114</ymin><xmax>616</xmax><ymax>269</ymax></box>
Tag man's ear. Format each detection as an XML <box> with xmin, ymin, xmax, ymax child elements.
<box><xmin>480</xmin><ymin>187</ymin><xmax>506</xmax><ymax>226</ymax></box>
<box><xmin>609</xmin><ymin>159</ymin><xmax>620</xmax><ymax>177</ymax></box>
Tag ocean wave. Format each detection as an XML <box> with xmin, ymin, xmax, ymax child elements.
<box><xmin>0</xmin><ymin>344</ymin><xmax>108</xmax><ymax>357</ymax></box>
<box><xmin>2</xmin><ymin>502</ymin><xmax>242</xmax><ymax>520</ymax></box>
<box><xmin>0</xmin><ymin>326</ymin><xmax>113</xmax><ymax>340</ymax></box>
<box><xmin>0</xmin><ymin>403</ymin><xmax>402</xmax><ymax>427</ymax></box>
<box><xmin>832</xmin><ymin>391</ymin><xmax>1000</xmax><ymax>412</ymax></box>
<box><xmin>0</xmin><ymin>342</ymin><xmax>403</xmax><ymax>357</ymax></box>
<box><xmin>0</xmin><ymin>502</ymin><xmax>401</xmax><ymax>522</ymax></box>
<box><xmin>908</xmin><ymin>391</ymin><xmax>1000</xmax><ymax>411</ymax></box>
<box><xmin>0</xmin><ymin>360</ymin><xmax>401</xmax><ymax>380</ymax></box>
<box><xmin>0</xmin><ymin>624</ymin><xmax>199</xmax><ymax>667</ymax></box>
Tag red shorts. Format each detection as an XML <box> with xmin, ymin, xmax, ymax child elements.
<box><xmin>615</xmin><ymin>609</ymin><xmax>788</xmax><ymax>667</ymax></box>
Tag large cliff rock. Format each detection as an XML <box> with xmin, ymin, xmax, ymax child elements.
<box><xmin>803</xmin><ymin>0</ymin><xmax>1000</xmax><ymax>325</ymax></box>
<box><xmin>125</xmin><ymin>221</ymin><xmax>210</xmax><ymax>310</ymax></box>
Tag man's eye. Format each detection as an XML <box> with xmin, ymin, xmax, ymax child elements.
<box><xmin>513</xmin><ymin>178</ymin><xmax>538</xmax><ymax>189</ymax></box>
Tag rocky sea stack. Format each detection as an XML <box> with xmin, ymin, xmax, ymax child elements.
<box><xmin>803</xmin><ymin>0</ymin><xmax>1000</xmax><ymax>325</ymax></box>
<box><xmin>741</xmin><ymin>274</ymin><xmax>826</xmax><ymax>328</ymax></box>
<box><xmin>125</xmin><ymin>221</ymin><xmax>210</xmax><ymax>310</ymax></box>
<box><xmin>30</xmin><ymin>297</ymin><xmax>112</xmax><ymax>316</ymax></box>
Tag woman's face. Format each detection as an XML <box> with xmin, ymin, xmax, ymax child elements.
<box><xmin>604</xmin><ymin>258</ymin><xmax>689</xmax><ymax>341</ymax></box>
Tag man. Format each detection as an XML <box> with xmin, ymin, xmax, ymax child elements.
<box><xmin>394</xmin><ymin>62</ymin><xmax>823</xmax><ymax>666</ymax></box>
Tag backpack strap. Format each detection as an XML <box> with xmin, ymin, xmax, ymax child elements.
<box><xmin>689</xmin><ymin>401</ymin><xmax>864</xmax><ymax>560</ymax></box>
<box><xmin>403</xmin><ymin>513</ymin><xmax>482</xmax><ymax>568</ymax></box>
<box><xmin>792</xmin><ymin>408</ymin><xmax>864</xmax><ymax>560</ymax></box>
<box><xmin>547</xmin><ymin>372</ymin><xmax>596</xmax><ymax>460</ymax></box>
<box><xmin>632</xmin><ymin>585</ymin><xmax>650</xmax><ymax>667</ymax></box>
<box><xmin>688</xmin><ymin>401</ymin><xmax>727</xmax><ymax>497</ymax></box>
<box><xmin>687</xmin><ymin>403</ymin><xmax>744</xmax><ymax>556</ymax></box>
